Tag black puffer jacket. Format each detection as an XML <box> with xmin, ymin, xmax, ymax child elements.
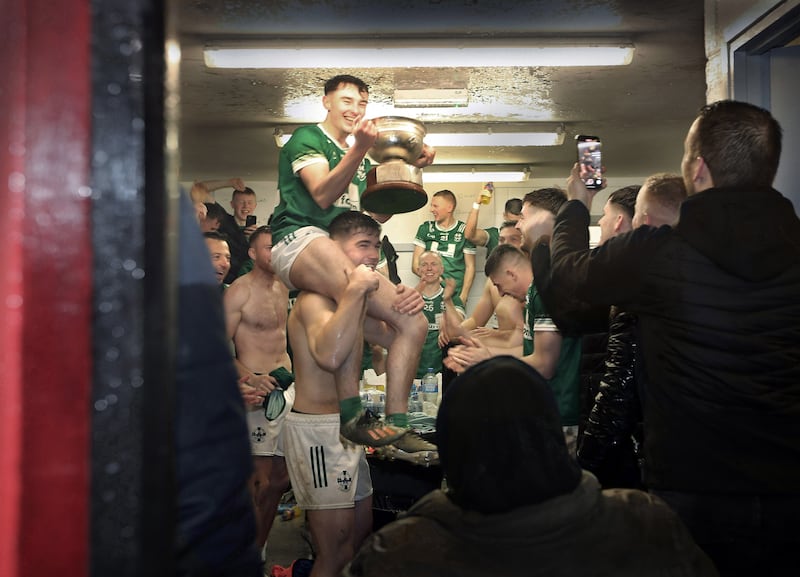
<box><xmin>577</xmin><ymin>309</ymin><xmax>643</xmax><ymax>489</ymax></box>
<box><xmin>549</xmin><ymin>187</ymin><xmax>800</xmax><ymax>494</ymax></box>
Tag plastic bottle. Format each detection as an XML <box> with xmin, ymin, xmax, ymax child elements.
<box><xmin>421</xmin><ymin>368</ymin><xmax>439</xmax><ymax>404</ymax></box>
<box><xmin>279</xmin><ymin>504</ymin><xmax>301</xmax><ymax>521</ymax></box>
<box><xmin>408</xmin><ymin>381</ymin><xmax>423</xmax><ymax>413</ymax></box>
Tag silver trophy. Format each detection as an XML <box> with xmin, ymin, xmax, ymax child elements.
<box><xmin>361</xmin><ymin>116</ymin><xmax>428</xmax><ymax>214</ymax></box>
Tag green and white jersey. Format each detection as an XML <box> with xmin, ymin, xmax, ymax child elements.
<box><xmin>413</xmin><ymin>220</ymin><xmax>477</xmax><ymax>295</ymax></box>
<box><xmin>523</xmin><ymin>282</ymin><xmax>582</xmax><ymax>426</ymax></box>
<box><xmin>271</xmin><ymin>124</ymin><xmax>371</xmax><ymax>243</ymax></box>
<box><xmin>416</xmin><ymin>286</ymin><xmax>465</xmax><ymax>379</ymax></box>
<box><xmin>484</xmin><ymin>226</ymin><xmax>500</xmax><ymax>256</ymax></box>
<box><xmin>377</xmin><ymin>246</ymin><xmax>386</xmax><ymax>271</ymax></box>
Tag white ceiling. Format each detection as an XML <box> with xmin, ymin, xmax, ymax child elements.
<box><xmin>175</xmin><ymin>0</ymin><xmax>708</xmax><ymax>182</ymax></box>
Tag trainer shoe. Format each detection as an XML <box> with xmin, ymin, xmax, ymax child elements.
<box><xmin>375</xmin><ymin>430</ymin><xmax>439</xmax><ymax>466</ymax></box>
<box><xmin>340</xmin><ymin>409</ymin><xmax>406</xmax><ymax>447</ymax></box>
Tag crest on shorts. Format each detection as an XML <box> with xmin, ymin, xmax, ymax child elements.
<box><xmin>251</xmin><ymin>427</ymin><xmax>266</xmax><ymax>443</ymax></box>
<box><xmin>336</xmin><ymin>469</ymin><xmax>353</xmax><ymax>492</ymax></box>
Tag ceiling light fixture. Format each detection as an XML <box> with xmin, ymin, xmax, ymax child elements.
<box><xmin>423</xmin><ymin>168</ymin><xmax>530</xmax><ymax>183</ymax></box>
<box><xmin>425</xmin><ymin>130</ymin><xmax>565</xmax><ymax>147</ymax></box>
<box><xmin>204</xmin><ymin>39</ymin><xmax>634</xmax><ymax>69</ymax></box>
<box><xmin>273</xmin><ymin>128</ymin><xmax>564</xmax><ymax>148</ymax></box>
<box><xmin>394</xmin><ymin>88</ymin><xmax>469</xmax><ymax>108</ymax></box>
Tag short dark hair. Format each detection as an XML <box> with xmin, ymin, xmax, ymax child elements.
<box><xmin>329</xmin><ymin>211</ymin><xmax>381</xmax><ymax>240</ymax></box>
<box><xmin>500</xmin><ymin>220</ymin><xmax>518</xmax><ymax>230</ymax></box>
<box><xmin>231</xmin><ymin>187</ymin><xmax>256</xmax><ymax>200</ymax></box>
<box><xmin>248</xmin><ymin>225</ymin><xmax>271</xmax><ymax>248</ymax></box>
<box><xmin>522</xmin><ymin>187</ymin><xmax>567</xmax><ymax>216</ymax></box>
<box><xmin>324</xmin><ymin>74</ymin><xmax>369</xmax><ymax>95</ymax></box>
<box><xmin>433</xmin><ymin>189</ymin><xmax>457</xmax><ymax>209</ymax></box>
<box><xmin>485</xmin><ymin>244</ymin><xmax>528</xmax><ymax>277</ymax></box>
<box><xmin>607</xmin><ymin>185</ymin><xmax>640</xmax><ymax>220</ymax></box>
<box><xmin>693</xmin><ymin>100</ymin><xmax>782</xmax><ymax>189</ymax></box>
<box><xmin>204</xmin><ymin>202</ymin><xmax>228</xmax><ymax>222</ymax></box>
<box><xmin>504</xmin><ymin>198</ymin><xmax>523</xmax><ymax>216</ymax></box>
<box><xmin>203</xmin><ymin>231</ymin><xmax>229</xmax><ymax>243</ymax></box>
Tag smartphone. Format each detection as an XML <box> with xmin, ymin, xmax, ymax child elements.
<box><xmin>576</xmin><ymin>135</ymin><xmax>603</xmax><ymax>189</ymax></box>
<box><xmin>245</xmin><ymin>215</ymin><xmax>257</xmax><ymax>227</ymax></box>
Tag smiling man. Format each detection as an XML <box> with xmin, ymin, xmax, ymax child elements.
<box><xmin>412</xmin><ymin>189</ymin><xmax>477</xmax><ymax>304</ymax></box>
<box><xmin>285</xmin><ymin>211</ymin><xmax>437</xmax><ymax>577</ymax></box>
<box><xmin>414</xmin><ymin>250</ymin><xmax>465</xmax><ymax>379</ymax></box>
<box><xmin>203</xmin><ymin>231</ymin><xmax>232</xmax><ymax>289</ymax></box>
<box><xmin>270</xmin><ymin>74</ymin><xmax>437</xmax><ymax>457</ymax></box>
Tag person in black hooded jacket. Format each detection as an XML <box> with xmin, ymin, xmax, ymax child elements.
<box><xmin>546</xmin><ymin>100</ymin><xmax>800</xmax><ymax>577</ymax></box>
<box><xmin>343</xmin><ymin>356</ymin><xmax>717</xmax><ymax>577</ymax></box>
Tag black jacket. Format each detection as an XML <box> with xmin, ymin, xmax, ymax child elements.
<box><xmin>577</xmin><ymin>309</ymin><xmax>643</xmax><ymax>489</ymax></box>
<box><xmin>344</xmin><ymin>472</ymin><xmax>718</xmax><ymax>577</ymax></box>
<box><xmin>216</xmin><ymin>205</ymin><xmax>250</xmax><ymax>285</ymax></box>
<box><xmin>549</xmin><ymin>187</ymin><xmax>800</xmax><ymax>494</ymax></box>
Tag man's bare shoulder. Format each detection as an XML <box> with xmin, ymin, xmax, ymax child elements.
<box><xmin>223</xmin><ymin>273</ymin><xmax>252</xmax><ymax>305</ymax></box>
<box><xmin>295</xmin><ymin>290</ymin><xmax>334</xmax><ymax>308</ymax></box>
<box><xmin>293</xmin><ymin>291</ymin><xmax>335</xmax><ymax>323</ymax></box>
<box><xmin>266</xmin><ymin>276</ymin><xmax>290</xmax><ymax>300</ymax></box>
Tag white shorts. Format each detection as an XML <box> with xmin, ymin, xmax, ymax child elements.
<box><xmin>247</xmin><ymin>383</ymin><xmax>296</xmax><ymax>457</ymax></box>
<box><xmin>272</xmin><ymin>226</ymin><xmax>329</xmax><ymax>290</ymax></box>
<box><xmin>283</xmin><ymin>411</ymin><xmax>373</xmax><ymax>510</ymax></box>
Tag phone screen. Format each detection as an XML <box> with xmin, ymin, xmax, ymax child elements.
<box><xmin>576</xmin><ymin>135</ymin><xmax>603</xmax><ymax>189</ymax></box>
<box><xmin>246</xmin><ymin>215</ymin><xmax>257</xmax><ymax>227</ymax></box>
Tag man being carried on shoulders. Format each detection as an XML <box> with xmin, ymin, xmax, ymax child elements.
<box><xmin>270</xmin><ymin>75</ymin><xmax>436</xmax><ymax>455</ymax></box>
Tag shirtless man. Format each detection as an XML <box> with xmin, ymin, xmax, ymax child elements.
<box><xmin>223</xmin><ymin>225</ymin><xmax>295</xmax><ymax>559</ymax></box>
<box><xmin>284</xmin><ymin>212</ymin><xmax>435</xmax><ymax>577</ymax></box>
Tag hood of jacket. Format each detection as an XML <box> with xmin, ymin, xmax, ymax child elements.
<box><xmin>676</xmin><ymin>186</ymin><xmax>800</xmax><ymax>282</ymax></box>
<box><xmin>404</xmin><ymin>472</ymin><xmax>600</xmax><ymax>548</ymax></box>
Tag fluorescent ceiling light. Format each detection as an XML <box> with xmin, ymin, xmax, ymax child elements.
<box><xmin>204</xmin><ymin>40</ymin><xmax>634</xmax><ymax>69</ymax></box>
<box><xmin>273</xmin><ymin>129</ymin><xmax>563</xmax><ymax>148</ymax></box>
<box><xmin>424</xmin><ymin>170</ymin><xmax>529</xmax><ymax>183</ymax></box>
<box><xmin>426</xmin><ymin>131</ymin><xmax>564</xmax><ymax>147</ymax></box>
<box><xmin>394</xmin><ymin>88</ymin><xmax>469</xmax><ymax>108</ymax></box>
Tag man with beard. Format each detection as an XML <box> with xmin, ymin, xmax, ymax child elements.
<box><xmin>546</xmin><ymin>100</ymin><xmax>800</xmax><ymax>576</ymax></box>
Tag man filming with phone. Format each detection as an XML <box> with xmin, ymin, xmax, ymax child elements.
<box><xmin>545</xmin><ymin>101</ymin><xmax>800</xmax><ymax>576</ymax></box>
<box><xmin>191</xmin><ymin>178</ymin><xmax>260</xmax><ymax>283</ymax></box>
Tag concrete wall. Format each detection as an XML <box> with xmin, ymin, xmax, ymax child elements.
<box><xmin>704</xmin><ymin>0</ymin><xmax>794</xmax><ymax>101</ymax></box>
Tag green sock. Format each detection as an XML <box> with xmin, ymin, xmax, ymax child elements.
<box><xmin>385</xmin><ymin>413</ymin><xmax>408</xmax><ymax>428</ymax></box>
<box><xmin>340</xmin><ymin>396</ymin><xmax>363</xmax><ymax>424</ymax></box>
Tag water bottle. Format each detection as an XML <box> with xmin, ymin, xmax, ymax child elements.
<box><xmin>421</xmin><ymin>368</ymin><xmax>439</xmax><ymax>404</ymax></box>
<box><xmin>408</xmin><ymin>381</ymin><xmax>423</xmax><ymax>413</ymax></box>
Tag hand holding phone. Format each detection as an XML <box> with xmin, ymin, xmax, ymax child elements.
<box><xmin>576</xmin><ymin>135</ymin><xmax>603</xmax><ymax>189</ymax></box>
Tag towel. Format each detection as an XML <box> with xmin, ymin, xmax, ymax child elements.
<box><xmin>263</xmin><ymin>367</ymin><xmax>294</xmax><ymax>421</ymax></box>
